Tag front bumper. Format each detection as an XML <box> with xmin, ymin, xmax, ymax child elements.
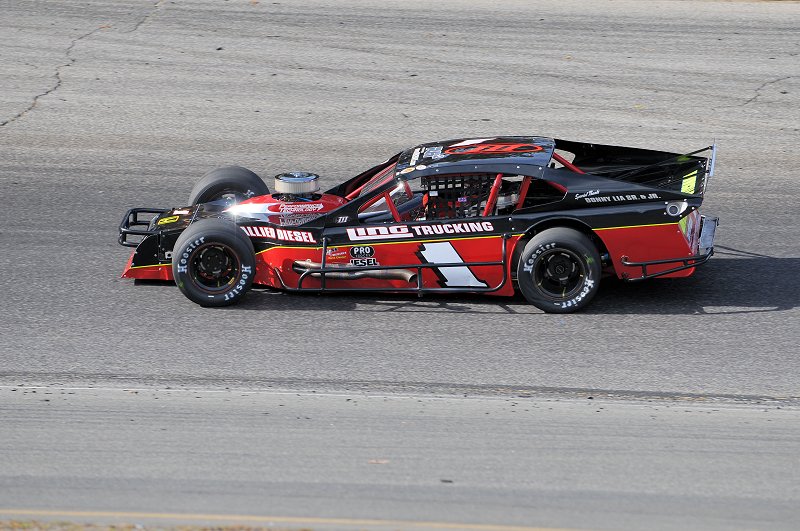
<box><xmin>118</xmin><ymin>207</ymin><xmax>170</xmax><ymax>247</ymax></box>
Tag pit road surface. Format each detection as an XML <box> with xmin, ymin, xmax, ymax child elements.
<box><xmin>1</xmin><ymin>0</ymin><xmax>799</xmax><ymax>529</ymax></box>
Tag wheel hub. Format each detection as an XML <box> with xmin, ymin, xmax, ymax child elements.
<box><xmin>533</xmin><ymin>248</ymin><xmax>585</xmax><ymax>300</ymax></box>
<box><xmin>545</xmin><ymin>254</ymin><xmax>575</xmax><ymax>283</ymax></box>
<box><xmin>190</xmin><ymin>243</ymin><xmax>239</xmax><ymax>291</ymax></box>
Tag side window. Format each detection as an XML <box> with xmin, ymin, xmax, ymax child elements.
<box><xmin>358</xmin><ymin>180</ymin><xmax>424</xmax><ymax>223</ymax></box>
<box><xmin>357</xmin><ymin>172</ymin><xmax>563</xmax><ymax>223</ymax></box>
<box><xmin>422</xmin><ymin>173</ymin><xmax>530</xmax><ymax>218</ymax></box>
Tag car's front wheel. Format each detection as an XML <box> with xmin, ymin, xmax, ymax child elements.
<box><xmin>172</xmin><ymin>218</ymin><xmax>256</xmax><ymax>307</ymax></box>
<box><xmin>517</xmin><ymin>227</ymin><xmax>601</xmax><ymax>313</ymax></box>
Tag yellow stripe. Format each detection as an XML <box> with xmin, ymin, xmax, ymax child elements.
<box><xmin>128</xmin><ymin>234</ymin><xmax>519</xmax><ymax>266</ymax></box>
<box><xmin>594</xmin><ymin>222</ymin><xmax>678</xmax><ymax>231</ymax></box>
<box><xmin>0</xmin><ymin>510</ymin><xmax>579</xmax><ymax>531</ymax></box>
<box><xmin>255</xmin><ymin>233</ymin><xmax>509</xmax><ymax>255</ymax></box>
<box><xmin>128</xmin><ymin>263</ymin><xmax>169</xmax><ymax>270</ymax></box>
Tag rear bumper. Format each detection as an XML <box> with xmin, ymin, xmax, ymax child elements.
<box><xmin>621</xmin><ymin>215</ymin><xmax>718</xmax><ymax>281</ymax></box>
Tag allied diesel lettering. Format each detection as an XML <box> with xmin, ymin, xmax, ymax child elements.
<box><xmin>241</xmin><ymin>225</ymin><xmax>316</xmax><ymax>243</ymax></box>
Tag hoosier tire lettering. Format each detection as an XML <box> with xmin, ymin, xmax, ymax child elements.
<box><xmin>516</xmin><ymin>227</ymin><xmax>601</xmax><ymax>314</ymax></box>
<box><xmin>171</xmin><ymin>219</ymin><xmax>256</xmax><ymax>307</ymax></box>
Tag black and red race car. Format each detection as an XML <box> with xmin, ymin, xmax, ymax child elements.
<box><xmin>118</xmin><ymin>136</ymin><xmax>718</xmax><ymax>313</ymax></box>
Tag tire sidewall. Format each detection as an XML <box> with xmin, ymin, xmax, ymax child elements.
<box><xmin>189</xmin><ymin>166</ymin><xmax>269</xmax><ymax>206</ymax></box>
<box><xmin>517</xmin><ymin>228</ymin><xmax>601</xmax><ymax>313</ymax></box>
<box><xmin>172</xmin><ymin>219</ymin><xmax>256</xmax><ymax>307</ymax></box>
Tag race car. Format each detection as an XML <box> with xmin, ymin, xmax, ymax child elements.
<box><xmin>118</xmin><ymin>136</ymin><xmax>718</xmax><ymax>313</ymax></box>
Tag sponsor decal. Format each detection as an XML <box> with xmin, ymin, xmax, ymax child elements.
<box><xmin>409</xmin><ymin>147</ymin><xmax>422</xmax><ymax>166</ymax></box>
<box><xmin>335</xmin><ymin>216</ymin><xmax>349</xmax><ymax>223</ymax></box>
<box><xmin>410</xmin><ymin>221</ymin><xmax>494</xmax><ymax>236</ymax></box>
<box><xmin>173</xmin><ymin>209</ymin><xmax>190</xmax><ymax>215</ymax></box>
<box><xmin>241</xmin><ymin>225</ymin><xmax>317</xmax><ymax>243</ymax></box>
<box><xmin>399</xmin><ymin>167</ymin><xmax>415</xmax><ymax>175</ymax></box>
<box><xmin>157</xmin><ymin>215</ymin><xmax>180</xmax><ymax>225</ymax></box>
<box><xmin>423</xmin><ymin>146</ymin><xmax>446</xmax><ymax>160</ymax></box>
<box><xmin>443</xmin><ymin>143</ymin><xmax>544</xmax><ymax>156</ymax></box>
<box><xmin>346</xmin><ymin>221</ymin><xmax>495</xmax><ymax>241</ymax></box>
<box><xmin>574</xmin><ymin>190</ymin><xmax>599</xmax><ymax>200</ymax></box>
<box><xmin>275</xmin><ymin>213</ymin><xmax>320</xmax><ymax>226</ymax></box>
<box><xmin>326</xmin><ymin>247</ymin><xmax>349</xmax><ymax>261</ymax></box>
<box><xmin>271</xmin><ymin>202</ymin><xmax>325</xmax><ymax>213</ymax></box>
<box><xmin>350</xmin><ymin>257</ymin><xmax>379</xmax><ymax>267</ymax></box>
<box><xmin>349</xmin><ymin>246</ymin><xmax>375</xmax><ymax>258</ymax></box>
<box><xmin>346</xmin><ymin>225</ymin><xmax>414</xmax><ymax>241</ymax></box>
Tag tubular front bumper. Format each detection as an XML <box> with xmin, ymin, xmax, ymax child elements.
<box><xmin>118</xmin><ymin>207</ymin><xmax>169</xmax><ymax>247</ymax></box>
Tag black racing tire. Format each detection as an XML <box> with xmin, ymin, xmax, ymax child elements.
<box><xmin>172</xmin><ymin>218</ymin><xmax>256</xmax><ymax>307</ymax></box>
<box><xmin>517</xmin><ymin>227</ymin><xmax>601</xmax><ymax>313</ymax></box>
<box><xmin>188</xmin><ymin>166</ymin><xmax>270</xmax><ymax>206</ymax></box>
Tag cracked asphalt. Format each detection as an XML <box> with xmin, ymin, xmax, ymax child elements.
<box><xmin>1</xmin><ymin>0</ymin><xmax>799</xmax><ymax>529</ymax></box>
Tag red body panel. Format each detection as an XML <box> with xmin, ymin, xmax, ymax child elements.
<box><xmin>122</xmin><ymin>253</ymin><xmax>173</xmax><ymax>280</ymax></box>
<box><xmin>252</xmin><ymin>235</ymin><xmax>520</xmax><ymax>296</ymax></box>
<box><xmin>123</xmin><ymin>234</ymin><xmax>521</xmax><ymax>296</ymax></box>
<box><xmin>595</xmin><ymin>219</ymin><xmax>699</xmax><ymax>279</ymax></box>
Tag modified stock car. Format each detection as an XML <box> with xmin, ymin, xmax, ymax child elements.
<box><xmin>118</xmin><ymin>136</ymin><xmax>718</xmax><ymax>313</ymax></box>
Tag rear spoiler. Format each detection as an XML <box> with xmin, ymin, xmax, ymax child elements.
<box><xmin>611</xmin><ymin>143</ymin><xmax>716</xmax><ymax>196</ymax></box>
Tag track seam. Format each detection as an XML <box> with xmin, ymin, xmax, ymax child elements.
<box><xmin>0</xmin><ymin>0</ymin><xmax>164</xmax><ymax>128</ymax></box>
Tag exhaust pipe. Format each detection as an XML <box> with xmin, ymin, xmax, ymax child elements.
<box><xmin>292</xmin><ymin>260</ymin><xmax>417</xmax><ymax>283</ymax></box>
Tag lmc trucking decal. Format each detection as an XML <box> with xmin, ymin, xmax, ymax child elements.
<box><xmin>346</xmin><ymin>221</ymin><xmax>494</xmax><ymax>241</ymax></box>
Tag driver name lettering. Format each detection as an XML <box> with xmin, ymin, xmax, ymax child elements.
<box><xmin>241</xmin><ymin>225</ymin><xmax>317</xmax><ymax>243</ymax></box>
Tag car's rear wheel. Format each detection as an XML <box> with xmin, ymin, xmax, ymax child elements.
<box><xmin>188</xmin><ymin>166</ymin><xmax>270</xmax><ymax>206</ymax></box>
<box><xmin>172</xmin><ymin>218</ymin><xmax>256</xmax><ymax>307</ymax></box>
<box><xmin>517</xmin><ymin>227</ymin><xmax>601</xmax><ymax>313</ymax></box>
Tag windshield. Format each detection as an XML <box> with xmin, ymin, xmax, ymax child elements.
<box><xmin>356</xmin><ymin>163</ymin><xmax>397</xmax><ymax>198</ymax></box>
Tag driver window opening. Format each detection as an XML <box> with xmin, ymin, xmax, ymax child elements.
<box><xmin>357</xmin><ymin>172</ymin><xmax>565</xmax><ymax>223</ymax></box>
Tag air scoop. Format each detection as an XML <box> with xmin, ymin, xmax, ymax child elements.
<box><xmin>274</xmin><ymin>172</ymin><xmax>320</xmax><ymax>197</ymax></box>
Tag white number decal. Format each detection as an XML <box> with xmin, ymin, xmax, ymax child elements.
<box><xmin>418</xmin><ymin>242</ymin><xmax>488</xmax><ymax>288</ymax></box>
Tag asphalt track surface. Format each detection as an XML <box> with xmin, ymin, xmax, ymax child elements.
<box><xmin>1</xmin><ymin>0</ymin><xmax>799</xmax><ymax>529</ymax></box>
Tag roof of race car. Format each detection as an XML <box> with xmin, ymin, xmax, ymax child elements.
<box><xmin>395</xmin><ymin>136</ymin><xmax>555</xmax><ymax>179</ymax></box>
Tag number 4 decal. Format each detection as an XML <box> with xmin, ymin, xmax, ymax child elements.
<box><xmin>417</xmin><ymin>242</ymin><xmax>488</xmax><ymax>288</ymax></box>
